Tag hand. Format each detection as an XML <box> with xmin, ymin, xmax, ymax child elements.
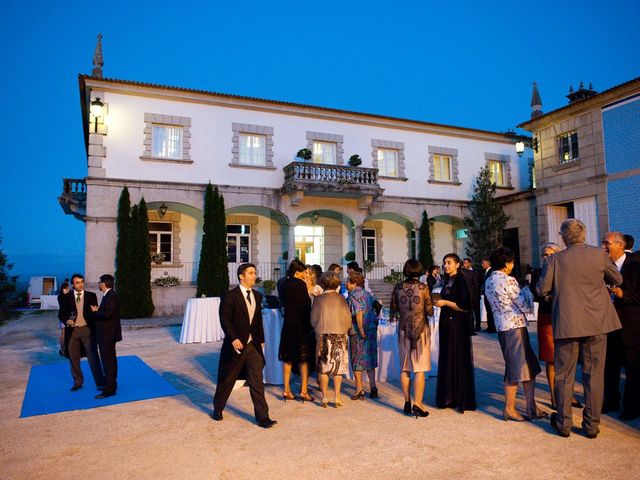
<box><xmin>359</xmin><ymin>329</ymin><xmax>366</xmax><ymax>338</ymax></box>
<box><xmin>433</xmin><ymin>299</ymin><xmax>446</xmax><ymax>308</ymax></box>
<box><xmin>90</xmin><ymin>305</ymin><xmax>98</xmax><ymax>312</ymax></box>
<box><xmin>65</xmin><ymin>320</ymin><xmax>76</xmax><ymax>327</ymax></box>
<box><xmin>610</xmin><ymin>286</ymin><xmax>623</xmax><ymax>299</ymax></box>
<box><xmin>232</xmin><ymin>339</ymin><xmax>244</xmax><ymax>351</ymax></box>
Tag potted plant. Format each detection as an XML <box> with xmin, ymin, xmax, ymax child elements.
<box><xmin>348</xmin><ymin>154</ymin><xmax>362</xmax><ymax>167</ymax></box>
<box><xmin>150</xmin><ymin>252</ymin><xmax>165</xmax><ymax>265</ymax></box>
<box><xmin>262</xmin><ymin>279</ymin><xmax>276</xmax><ymax>295</ymax></box>
<box><xmin>344</xmin><ymin>251</ymin><xmax>356</xmax><ymax>261</ymax></box>
<box><xmin>296</xmin><ymin>148</ymin><xmax>312</xmax><ymax>161</ymax></box>
<box><xmin>153</xmin><ymin>274</ymin><xmax>180</xmax><ymax>287</ymax></box>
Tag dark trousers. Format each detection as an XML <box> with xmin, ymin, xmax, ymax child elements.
<box><xmin>67</xmin><ymin>326</ymin><xmax>105</xmax><ymax>388</ymax></box>
<box><xmin>483</xmin><ymin>296</ymin><xmax>496</xmax><ymax>332</ymax></box>
<box><xmin>603</xmin><ymin>330</ymin><xmax>624</xmax><ymax>410</ymax></box>
<box><xmin>98</xmin><ymin>341</ymin><xmax>118</xmax><ymax>394</ymax></box>
<box><xmin>473</xmin><ymin>298</ymin><xmax>481</xmax><ymax>331</ymax></box>
<box><xmin>213</xmin><ymin>342</ymin><xmax>269</xmax><ymax>422</ymax></box>
<box><xmin>604</xmin><ymin>330</ymin><xmax>640</xmax><ymax>416</ymax></box>
<box><xmin>554</xmin><ymin>334</ymin><xmax>606</xmax><ymax>435</ymax></box>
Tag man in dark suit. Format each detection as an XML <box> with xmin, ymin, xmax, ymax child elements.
<box><xmin>602</xmin><ymin>232</ymin><xmax>640</xmax><ymax>420</ymax></box>
<box><xmin>212</xmin><ymin>263</ymin><xmax>276</xmax><ymax>428</ymax></box>
<box><xmin>90</xmin><ymin>274</ymin><xmax>122</xmax><ymax>399</ymax></box>
<box><xmin>481</xmin><ymin>258</ymin><xmax>497</xmax><ymax>333</ymax></box>
<box><xmin>538</xmin><ymin>219</ymin><xmax>622</xmax><ymax>438</ymax></box>
<box><xmin>463</xmin><ymin>258</ymin><xmax>482</xmax><ymax>333</ymax></box>
<box><xmin>63</xmin><ymin>273</ymin><xmax>105</xmax><ymax>391</ymax></box>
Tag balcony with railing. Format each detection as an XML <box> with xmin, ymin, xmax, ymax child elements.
<box><xmin>58</xmin><ymin>178</ymin><xmax>87</xmax><ymax>220</ymax></box>
<box><xmin>282</xmin><ymin>162</ymin><xmax>383</xmax><ymax>200</ymax></box>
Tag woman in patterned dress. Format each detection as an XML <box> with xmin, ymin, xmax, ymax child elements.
<box><xmin>347</xmin><ymin>271</ymin><xmax>379</xmax><ymax>400</ymax></box>
<box><xmin>390</xmin><ymin>259</ymin><xmax>433</xmax><ymax>417</ymax></box>
<box><xmin>485</xmin><ymin>247</ymin><xmax>546</xmax><ymax>421</ymax></box>
<box><xmin>310</xmin><ymin>271</ymin><xmax>352</xmax><ymax>408</ymax></box>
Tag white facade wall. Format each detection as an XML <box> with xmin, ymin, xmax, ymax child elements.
<box><xmin>101</xmin><ymin>92</ymin><xmax>522</xmax><ymax>200</ymax></box>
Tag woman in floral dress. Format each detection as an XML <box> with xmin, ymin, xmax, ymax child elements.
<box><xmin>347</xmin><ymin>271</ymin><xmax>379</xmax><ymax>400</ymax></box>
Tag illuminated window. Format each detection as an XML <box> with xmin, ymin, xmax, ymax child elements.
<box><xmin>152</xmin><ymin>125</ymin><xmax>182</xmax><ymax>159</ymax></box>
<box><xmin>489</xmin><ymin>160</ymin><xmax>505</xmax><ymax>186</ymax></box>
<box><xmin>312</xmin><ymin>141</ymin><xmax>337</xmax><ymax>164</ymax></box>
<box><xmin>377</xmin><ymin>149</ymin><xmax>398</xmax><ymax>177</ymax></box>
<box><xmin>227</xmin><ymin>225</ymin><xmax>251</xmax><ymax>263</ymax></box>
<box><xmin>434</xmin><ymin>155</ymin><xmax>452</xmax><ymax>181</ymax></box>
<box><xmin>149</xmin><ymin>222</ymin><xmax>172</xmax><ymax>263</ymax></box>
<box><xmin>558</xmin><ymin>131</ymin><xmax>579</xmax><ymax>164</ymax></box>
<box><xmin>239</xmin><ymin>134</ymin><xmax>266</xmax><ymax>166</ymax></box>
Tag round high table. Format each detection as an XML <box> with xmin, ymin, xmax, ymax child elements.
<box><xmin>179</xmin><ymin>297</ymin><xmax>223</xmax><ymax>344</ymax></box>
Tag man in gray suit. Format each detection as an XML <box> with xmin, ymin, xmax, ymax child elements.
<box><xmin>538</xmin><ymin>219</ymin><xmax>622</xmax><ymax>438</ymax></box>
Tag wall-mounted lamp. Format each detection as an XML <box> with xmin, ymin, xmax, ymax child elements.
<box><xmin>515</xmin><ymin>137</ymin><xmax>539</xmax><ymax>157</ymax></box>
<box><xmin>311</xmin><ymin>211</ymin><xmax>319</xmax><ymax>224</ymax></box>
<box><xmin>158</xmin><ymin>202</ymin><xmax>168</xmax><ymax>218</ymax></box>
<box><xmin>90</xmin><ymin>97</ymin><xmax>104</xmax><ymax>134</ymax></box>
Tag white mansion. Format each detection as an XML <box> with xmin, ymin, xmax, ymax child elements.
<box><xmin>59</xmin><ymin>43</ymin><xmax>535</xmax><ymax>315</ymax></box>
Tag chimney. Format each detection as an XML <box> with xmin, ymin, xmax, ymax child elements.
<box><xmin>567</xmin><ymin>81</ymin><xmax>597</xmax><ymax>104</ymax></box>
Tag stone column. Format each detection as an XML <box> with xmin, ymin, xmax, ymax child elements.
<box><xmin>288</xmin><ymin>225</ymin><xmax>296</xmax><ymax>264</ymax></box>
<box><xmin>354</xmin><ymin>225</ymin><xmax>363</xmax><ymax>267</ymax></box>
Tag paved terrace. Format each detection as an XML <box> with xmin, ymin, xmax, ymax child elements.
<box><xmin>1</xmin><ymin>311</ymin><xmax>638</xmax><ymax>480</ymax></box>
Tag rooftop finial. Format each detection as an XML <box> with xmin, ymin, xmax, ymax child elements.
<box><xmin>530</xmin><ymin>81</ymin><xmax>543</xmax><ymax>118</ymax></box>
<box><xmin>92</xmin><ymin>33</ymin><xmax>103</xmax><ymax>78</ymax></box>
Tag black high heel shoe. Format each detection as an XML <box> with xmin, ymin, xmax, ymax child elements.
<box><xmin>412</xmin><ymin>404</ymin><xmax>429</xmax><ymax>418</ymax></box>
<box><xmin>370</xmin><ymin>387</ymin><xmax>379</xmax><ymax>399</ymax></box>
<box><xmin>403</xmin><ymin>401</ymin><xmax>412</xmax><ymax>415</ymax></box>
<box><xmin>350</xmin><ymin>390</ymin><xmax>365</xmax><ymax>401</ymax></box>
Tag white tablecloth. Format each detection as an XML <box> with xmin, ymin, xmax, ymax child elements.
<box><xmin>261</xmin><ymin>308</ymin><xmax>439</xmax><ymax>385</ymax></box>
<box><xmin>179</xmin><ymin>297</ymin><xmax>223</xmax><ymax>344</ymax></box>
<box><xmin>262</xmin><ymin>308</ymin><xmax>284</xmax><ymax>384</ymax></box>
<box><xmin>40</xmin><ymin>295</ymin><xmax>59</xmax><ymax>310</ymax></box>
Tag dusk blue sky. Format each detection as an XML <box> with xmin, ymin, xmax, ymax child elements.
<box><xmin>1</xmin><ymin>0</ymin><xmax>639</xmax><ymax>286</ymax></box>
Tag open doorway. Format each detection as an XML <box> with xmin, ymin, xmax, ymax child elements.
<box><xmin>295</xmin><ymin>225</ymin><xmax>324</xmax><ymax>265</ymax></box>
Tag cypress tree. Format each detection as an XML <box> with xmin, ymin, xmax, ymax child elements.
<box><xmin>196</xmin><ymin>183</ymin><xmax>216</xmax><ymax>297</ymax></box>
<box><xmin>115</xmin><ymin>187</ymin><xmax>130</xmax><ymax>298</ymax></box>
<box><xmin>463</xmin><ymin>166</ymin><xmax>510</xmax><ymax>267</ymax></box>
<box><xmin>211</xmin><ymin>186</ymin><xmax>229</xmax><ymax>295</ymax></box>
<box><xmin>137</xmin><ymin>198</ymin><xmax>155</xmax><ymax>317</ymax></box>
<box><xmin>418</xmin><ymin>210</ymin><xmax>434</xmax><ymax>271</ymax></box>
<box><xmin>121</xmin><ymin>204</ymin><xmax>139</xmax><ymax>318</ymax></box>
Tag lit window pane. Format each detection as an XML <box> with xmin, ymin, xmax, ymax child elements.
<box><xmin>239</xmin><ymin>134</ymin><xmax>266</xmax><ymax>165</ymax></box>
<box><xmin>378</xmin><ymin>149</ymin><xmax>398</xmax><ymax>176</ymax></box>
<box><xmin>152</xmin><ymin>125</ymin><xmax>182</xmax><ymax>159</ymax></box>
<box><xmin>313</xmin><ymin>141</ymin><xmax>336</xmax><ymax>164</ymax></box>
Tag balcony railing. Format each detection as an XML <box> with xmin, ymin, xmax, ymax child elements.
<box><xmin>282</xmin><ymin>161</ymin><xmax>383</xmax><ymax>197</ymax></box>
<box><xmin>58</xmin><ymin>178</ymin><xmax>87</xmax><ymax>220</ymax></box>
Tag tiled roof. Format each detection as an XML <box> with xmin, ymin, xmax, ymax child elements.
<box><xmin>79</xmin><ymin>74</ymin><xmax>516</xmax><ymax>140</ymax></box>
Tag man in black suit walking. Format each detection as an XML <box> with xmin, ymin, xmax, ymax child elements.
<box><xmin>63</xmin><ymin>273</ymin><xmax>105</xmax><ymax>391</ymax></box>
<box><xmin>90</xmin><ymin>274</ymin><xmax>122</xmax><ymax>399</ymax></box>
<box><xmin>212</xmin><ymin>263</ymin><xmax>276</xmax><ymax>428</ymax></box>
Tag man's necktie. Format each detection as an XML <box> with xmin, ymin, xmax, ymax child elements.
<box><xmin>246</xmin><ymin>289</ymin><xmax>252</xmax><ymax>305</ymax></box>
<box><xmin>76</xmin><ymin>293</ymin><xmax>81</xmax><ymax>304</ymax></box>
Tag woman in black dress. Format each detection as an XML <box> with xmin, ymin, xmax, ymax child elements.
<box><xmin>434</xmin><ymin>253</ymin><xmax>477</xmax><ymax>413</ymax></box>
<box><xmin>279</xmin><ymin>259</ymin><xmax>315</xmax><ymax>402</ymax></box>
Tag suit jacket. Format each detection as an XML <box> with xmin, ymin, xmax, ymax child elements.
<box><xmin>462</xmin><ymin>269</ymin><xmax>481</xmax><ymax>303</ymax></box>
<box><xmin>91</xmin><ymin>289</ymin><xmax>123</xmax><ymax>344</ymax></box>
<box><xmin>614</xmin><ymin>255</ymin><xmax>640</xmax><ymax>346</ymax></box>
<box><xmin>537</xmin><ymin>243</ymin><xmax>622</xmax><ymax>339</ymax></box>
<box><xmin>218</xmin><ymin>287</ymin><xmax>265</xmax><ymax>380</ymax></box>
<box><xmin>60</xmin><ymin>290</ymin><xmax>99</xmax><ymax>356</ymax></box>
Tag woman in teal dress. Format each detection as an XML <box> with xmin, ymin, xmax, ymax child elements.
<box><xmin>346</xmin><ymin>271</ymin><xmax>379</xmax><ymax>400</ymax></box>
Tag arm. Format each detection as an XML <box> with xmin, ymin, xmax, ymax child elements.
<box><xmin>604</xmin><ymin>254</ymin><xmax>623</xmax><ymax>287</ymax></box>
<box><xmin>355</xmin><ymin>311</ymin><xmax>365</xmax><ymax>337</ymax></box>
<box><xmin>389</xmin><ymin>284</ymin><xmax>399</xmax><ymax>320</ymax></box>
<box><xmin>219</xmin><ymin>292</ymin><xmax>242</xmax><ymax>349</ymax></box>
<box><xmin>92</xmin><ymin>294</ymin><xmax>117</xmax><ymax>321</ymax></box>
<box><xmin>537</xmin><ymin>258</ymin><xmax>554</xmax><ymax>297</ymax></box>
<box><xmin>436</xmin><ymin>276</ymin><xmax>470</xmax><ymax>312</ymax></box>
<box><xmin>422</xmin><ymin>285</ymin><xmax>434</xmax><ymax>317</ymax></box>
<box><xmin>254</xmin><ymin>293</ymin><xmax>265</xmax><ymax>344</ymax></box>
<box><xmin>505</xmin><ymin>277</ymin><xmax>534</xmax><ymax>314</ymax></box>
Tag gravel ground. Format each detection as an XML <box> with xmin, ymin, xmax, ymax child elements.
<box><xmin>1</xmin><ymin>310</ymin><xmax>638</xmax><ymax>480</ymax></box>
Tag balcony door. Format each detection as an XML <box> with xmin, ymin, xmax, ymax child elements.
<box><xmin>295</xmin><ymin>225</ymin><xmax>324</xmax><ymax>265</ymax></box>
